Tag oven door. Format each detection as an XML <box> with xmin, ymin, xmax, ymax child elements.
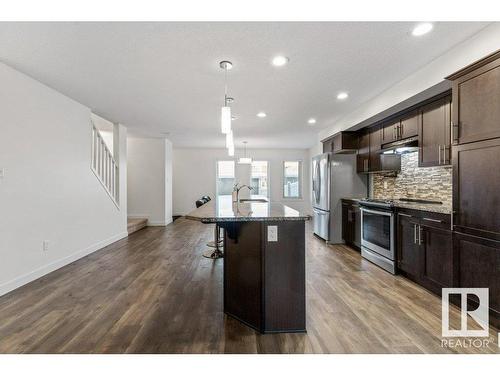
<box><xmin>360</xmin><ymin>207</ymin><xmax>395</xmax><ymax>260</ymax></box>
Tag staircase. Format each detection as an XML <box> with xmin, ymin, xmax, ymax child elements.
<box><xmin>127</xmin><ymin>218</ymin><xmax>148</xmax><ymax>235</ymax></box>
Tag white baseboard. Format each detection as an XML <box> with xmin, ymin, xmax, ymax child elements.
<box><xmin>147</xmin><ymin>219</ymin><xmax>173</xmax><ymax>226</ymax></box>
<box><xmin>0</xmin><ymin>231</ymin><xmax>128</xmax><ymax>298</ymax></box>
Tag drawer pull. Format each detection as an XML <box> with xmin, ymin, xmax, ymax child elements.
<box><xmin>398</xmin><ymin>213</ymin><xmax>413</xmax><ymax>218</ymax></box>
<box><xmin>422</xmin><ymin>217</ymin><xmax>443</xmax><ymax>223</ymax></box>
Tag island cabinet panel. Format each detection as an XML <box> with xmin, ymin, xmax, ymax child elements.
<box><xmin>263</xmin><ymin>220</ymin><xmax>305</xmax><ymax>333</ymax></box>
<box><xmin>222</xmin><ymin>220</ymin><xmax>306</xmax><ymax>333</ymax></box>
<box><xmin>419</xmin><ymin>96</ymin><xmax>452</xmax><ymax>167</ymax></box>
<box><xmin>223</xmin><ymin>221</ymin><xmax>263</xmax><ymax>331</ymax></box>
<box><xmin>447</xmin><ymin>50</ymin><xmax>500</xmax><ymax>145</ymax></box>
<box><xmin>453</xmin><ymin>232</ymin><xmax>500</xmax><ymax>327</ymax></box>
<box><xmin>452</xmin><ymin>138</ymin><xmax>500</xmax><ymax>241</ymax></box>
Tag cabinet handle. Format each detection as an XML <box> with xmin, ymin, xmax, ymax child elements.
<box><xmin>438</xmin><ymin>145</ymin><xmax>442</xmax><ymax>165</ymax></box>
<box><xmin>452</xmin><ymin>121</ymin><xmax>459</xmax><ymax>143</ymax></box>
<box><xmin>399</xmin><ymin>123</ymin><xmax>403</xmax><ymax>139</ymax></box>
<box><xmin>414</xmin><ymin>224</ymin><xmax>418</xmax><ymax>244</ymax></box>
<box><xmin>443</xmin><ymin>145</ymin><xmax>449</xmax><ymax>164</ymax></box>
<box><xmin>393</xmin><ymin>126</ymin><xmax>397</xmax><ymax>140</ymax></box>
<box><xmin>418</xmin><ymin>225</ymin><xmax>423</xmax><ymax>245</ymax></box>
<box><xmin>422</xmin><ymin>217</ymin><xmax>443</xmax><ymax>223</ymax></box>
<box><xmin>398</xmin><ymin>213</ymin><xmax>412</xmax><ymax>218</ymax></box>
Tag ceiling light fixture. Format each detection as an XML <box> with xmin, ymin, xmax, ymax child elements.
<box><xmin>337</xmin><ymin>92</ymin><xmax>349</xmax><ymax>100</ymax></box>
<box><xmin>238</xmin><ymin>141</ymin><xmax>252</xmax><ymax>164</ymax></box>
<box><xmin>308</xmin><ymin>118</ymin><xmax>317</xmax><ymax>125</ymax></box>
<box><xmin>257</xmin><ymin>112</ymin><xmax>267</xmax><ymax>118</ymax></box>
<box><xmin>272</xmin><ymin>55</ymin><xmax>289</xmax><ymax>67</ymax></box>
<box><xmin>412</xmin><ymin>23</ymin><xmax>433</xmax><ymax>36</ymax></box>
<box><xmin>220</xmin><ymin>61</ymin><xmax>233</xmax><ymax>135</ymax></box>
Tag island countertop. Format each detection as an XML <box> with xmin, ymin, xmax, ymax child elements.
<box><xmin>185</xmin><ymin>196</ymin><xmax>311</xmax><ymax>223</ymax></box>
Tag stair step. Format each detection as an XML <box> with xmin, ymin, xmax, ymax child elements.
<box><xmin>127</xmin><ymin>218</ymin><xmax>148</xmax><ymax>235</ymax></box>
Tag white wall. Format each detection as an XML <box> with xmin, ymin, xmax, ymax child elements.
<box><xmin>127</xmin><ymin>137</ymin><xmax>173</xmax><ymax>226</ymax></box>
<box><xmin>0</xmin><ymin>62</ymin><xmax>127</xmax><ymax>296</ymax></box>
<box><xmin>172</xmin><ymin>148</ymin><xmax>311</xmax><ymax>216</ymax></box>
<box><xmin>316</xmin><ymin>23</ymin><xmax>500</xmax><ymax>147</ymax></box>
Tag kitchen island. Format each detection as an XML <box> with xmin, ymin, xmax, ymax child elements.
<box><xmin>186</xmin><ymin>196</ymin><xmax>310</xmax><ymax>333</ymax></box>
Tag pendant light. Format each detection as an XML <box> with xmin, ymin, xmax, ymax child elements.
<box><xmin>226</xmin><ymin>130</ymin><xmax>234</xmax><ymax>149</ymax></box>
<box><xmin>238</xmin><ymin>141</ymin><xmax>252</xmax><ymax>164</ymax></box>
<box><xmin>220</xmin><ymin>61</ymin><xmax>233</xmax><ymax>135</ymax></box>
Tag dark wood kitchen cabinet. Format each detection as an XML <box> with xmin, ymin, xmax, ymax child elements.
<box><xmin>419</xmin><ymin>224</ymin><xmax>453</xmax><ymax>293</ymax></box>
<box><xmin>381</xmin><ymin>120</ymin><xmax>399</xmax><ymax>144</ymax></box>
<box><xmin>368</xmin><ymin>125</ymin><xmax>382</xmax><ymax>172</ymax></box>
<box><xmin>381</xmin><ymin>112</ymin><xmax>419</xmax><ymax>145</ymax></box>
<box><xmin>452</xmin><ymin>137</ymin><xmax>500</xmax><ymax>241</ymax></box>
<box><xmin>454</xmin><ymin>232</ymin><xmax>500</xmax><ymax>326</ymax></box>
<box><xmin>356</xmin><ymin>130</ymin><xmax>370</xmax><ymax>173</ymax></box>
<box><xmin>397</xmin><ymin>213</ymin><xmax>420</xmax><ymax>278</ymax></box>
<box><xmin>446</xmin><ymin>50</ymin><xmax>500</xmax><ymax>145</ymax></box>
<box><xmin>397</xmin><ymin>209</ymin><xmax>453</xmax><ymax>295</ymax></box>
<box><xmin>342</xmin><ymin>200</ymin><xmax>361</xmax><ymax>250</ymax></box>
<box><xmin>399</xmin><ymin>111</ymin><xmax>419</xmax><ymax>140</ymax></box>
<box><xmin>418</xmin><ymin>95</ymin><xmax>452</xmax><ymax>167</ymax></box>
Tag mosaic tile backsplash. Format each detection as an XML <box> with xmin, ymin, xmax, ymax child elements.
<box><xmin>371</xmin><ymin>151</ymin><xmax>452</xmax><ymax>206</ymax></box>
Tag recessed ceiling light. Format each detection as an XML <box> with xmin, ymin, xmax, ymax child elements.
<box><xmin>412</xmin><ymin>23</ymin><xmax>433</xmax><ymax>36</ymax></box>
<box><xmin>337</xmin><ymin>92</ymin><xmax>349</xmax><ymax>100</ymax></box>
<box><xmin>308</xmin><ymin>118</ymin><xmax>317</xmax><ymax>125</ymax></box>
<box><xmin>257</xmin><ymin>112</ymin><xmax>267</xmax><ymax>118</ymax></box>
<box><xmin>272</xmin><ymin>56</ymin><xmax>289</xmax><ymax>67</ymax></box>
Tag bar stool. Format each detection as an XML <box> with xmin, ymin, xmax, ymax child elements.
<box><xmin>202</xmin><ymin>224</ymin><xmax>224</xmax><ymax>259</ymax></box>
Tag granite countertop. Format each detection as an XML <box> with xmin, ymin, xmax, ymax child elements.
<box><xmin>342</xmin><ymin>197</ymin><xmax>452</xmax><ymax>214</ymax></box>
<box><xmin>391</xmin><ymin>201</ymin><xmax>452</xmax><ymax>214</ymax></box>
<box><xmin>185</xmin><ymin>196</ymin><xmax>311</xmax><ymax>223</ymax></box>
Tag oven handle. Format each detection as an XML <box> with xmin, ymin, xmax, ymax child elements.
<box><xmin>360</xmin><ymin>207</ymin><xmax>393</xmax><ymax>217</ymax></box>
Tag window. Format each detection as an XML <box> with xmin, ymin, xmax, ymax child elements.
<box><xmin>216</xmin><ymin>160</ymin><xmax>235</xmax><ymax>197</ymax></box>
<box><xmin>251</xmin><ymin>161</ymin><xmax>269</xmax><ymax>198</ymax></box>
<box><xmin>283</xmin><ymin>161</ymin><xmax>302</xmax><ymax>198</ymax></box>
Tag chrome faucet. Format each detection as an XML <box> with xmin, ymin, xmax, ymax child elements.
<box><xmin>233</xmin><ymin>183</ymin><xmax>253</xmax><ymax>202</ymax></box>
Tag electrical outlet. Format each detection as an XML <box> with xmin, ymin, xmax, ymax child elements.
<box><xmin>267</xmin><ymin>225</ymin><xmax>278</xmax><ymax>242</ymax></box>
<box><xmin>0</xmin><ymin>168</ymin><xmax>4</xmax><ymax>179</ymax></box>
<box><xmin>43</xmin><ymin>240</ymin><xmax>50</xmax><ymax>252</ymax></box>
<box><xmin>383</xmin><ymin>180</ymin><xmax>388</xmax><ymax>189</ymax></box>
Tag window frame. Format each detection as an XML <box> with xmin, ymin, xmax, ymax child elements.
<box><xmin>215</xmin><ymin>159</ymin><xmax>236</xmax><ymax>198</ymax></box>
<box><xmin>282</xmin><ymin>160</ymin><xmax>303</xmax><ymax>200</ymax></box>
<box><xmin>250</xmin><ymin>160</ymin><xmax>270</xmax><ymax>199</ymax></box>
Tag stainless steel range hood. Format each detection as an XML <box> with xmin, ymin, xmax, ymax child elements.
<box><xmin>380</xmin><ymin>136</ymin><xmax>419</xmax><ymax>154</ymax></box>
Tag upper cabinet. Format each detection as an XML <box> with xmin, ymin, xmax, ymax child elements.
<box><xmin>381</xmin><ymin>111</ymin><xmax>419</xmax><ymax>145</ymax></box>
<box><xmin>446</xmin><ymin>50</ymin><xmax>500</xmax><ymax>145</ymax></box>
<box><xmin>322</xmin><ymin>131</ymin><xmax>358</xmax><ymax>154</ymax></box>
<box><xmin>356</xmin><ymin>129</ymin><xmax>370</xmax><ymax>173</ymax></box>
<box><xmin>418</xmin><ymin>95</ymin><xmax>452</xmax><ymax>167</ymax></box>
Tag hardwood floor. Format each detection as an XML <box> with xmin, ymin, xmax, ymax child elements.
<box><xmin>0</xmin><ymin>218</ymin><xmax>498</xmax><ymax>353</ymax></box>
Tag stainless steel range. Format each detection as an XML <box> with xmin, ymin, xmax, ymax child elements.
<box><xmin>359</xmin><ymin>198</ymin><xmax>396</xmax><ymax>274</ymax></box>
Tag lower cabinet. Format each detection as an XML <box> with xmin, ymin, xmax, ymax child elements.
<box><xmin>342</xmin><ymin>200</ymin><xmax>361</xmax><ymax>250</ymax></box>
<box><xmin>396</xmin><ymin>210</ymin><xmax>453</xmax><ymax>295</ymax></box>
<box><xmin>453</xmin><ymin>232</ymin><xmax>500</xmax><ymax>324</ymax></box>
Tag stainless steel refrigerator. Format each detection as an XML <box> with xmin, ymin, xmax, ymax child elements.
<box><xmin>312</xmin><ymin>152</ymin><xmax>368</xmax><ymax>243</ymax></box>
<box><xmin>312</xmin><ymin>153</ymin><xmax>330</xmax><ymax>240</ymax></box>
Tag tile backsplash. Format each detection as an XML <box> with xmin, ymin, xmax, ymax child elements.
<box><xmin>371</xmin><ymin>152</ymin><xmax>452</xmax><ymax>206</ymax></box>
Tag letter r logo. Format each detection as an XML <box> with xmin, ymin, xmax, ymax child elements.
<box><xmin>442</xmin><ymin>288</ymin><xmax>489</xmax><ymax>337</ymax></box>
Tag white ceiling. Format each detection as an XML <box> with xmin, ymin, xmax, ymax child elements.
<box><xmin>0</xmin><ymin>22</ymin><xmax>490</xmax><ymax>149</ymax></box>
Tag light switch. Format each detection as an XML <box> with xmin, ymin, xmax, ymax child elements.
<box><xmin>267</xmin><ymin>225</ymin><xmax>278</xmax><ymax>242</ymax></box>
<box><xmin>0</xmin><ymin>168</ymin><xmax>4</xmax><ymax>179</ymax></box>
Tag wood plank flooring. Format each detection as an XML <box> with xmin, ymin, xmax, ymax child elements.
<box><xmin>0</xmin><ymin>218</ymin><xmax>498</xmax><ymax>353</ymax></box>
